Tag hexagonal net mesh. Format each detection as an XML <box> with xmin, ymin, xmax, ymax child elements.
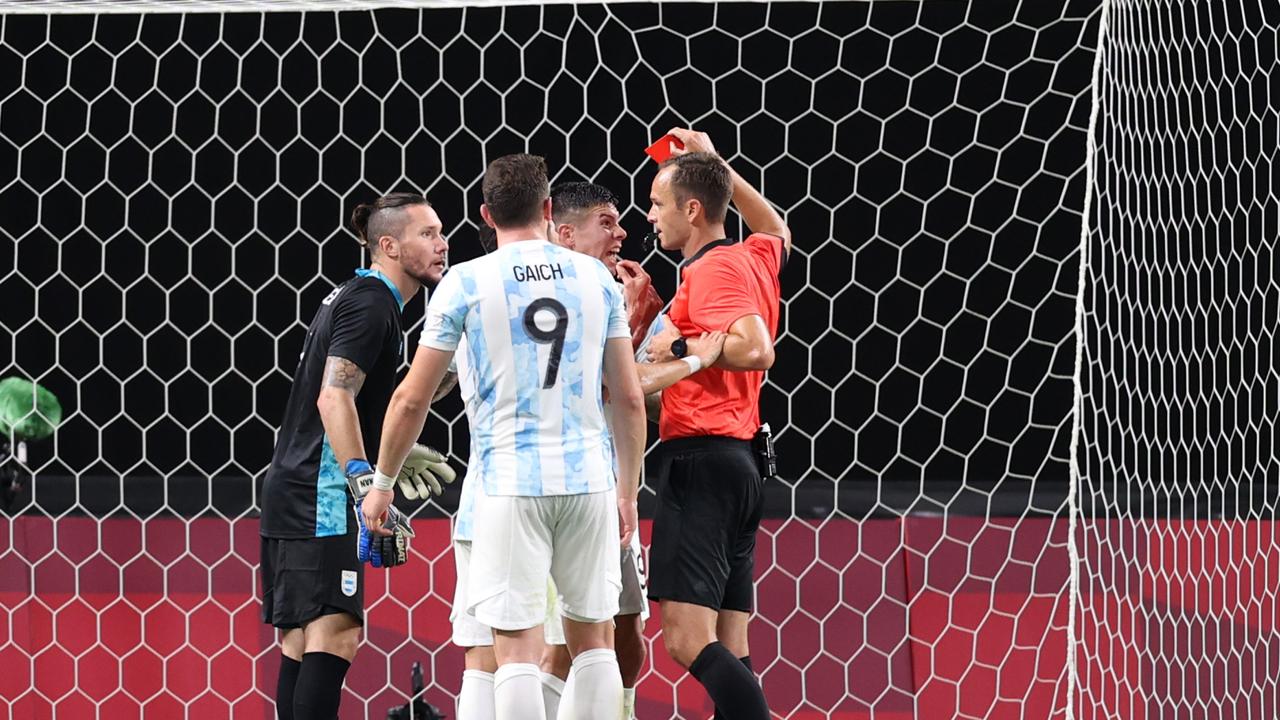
<box><xmin>0</xmin><ymin>0</ymin><xmax>1273</xmax><ymax>718</ymax></box>
<box><xmin>1074</xmin><ymin>1</ymin><xmax>1280</xmax><ymax>719</ymax></box>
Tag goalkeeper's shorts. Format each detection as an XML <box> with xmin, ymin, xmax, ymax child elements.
<box><xmin>260</xmin><ymin>528</ymin><xmax>364</xmax><ymax>629</ymax></box>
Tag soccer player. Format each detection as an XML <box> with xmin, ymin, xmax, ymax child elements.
<box><xmin>447</xmin><ymin>195</ymin><xmax>726</xmax><ymax>720</ymax></box>
<box><xmin>545</xmin><ymin>181</ymin><xmax>665</xmax><ymax>349</ymax></box>
<box><xmin>362</xmin><ymin>154</ymin><xmax>645</xmax><ymax>720</ymax></box>
<box><xmin>446</xmin><ymin>224</ymin><xmax>502</xmax><ymax>720</ymax></box>
<box><xmin>259</xmin><ymin>193</ymin><xmax>456</xmax><ymax>720</ymax></box>
<box><xmin>540</xmin><ymin>181</ymin><xmax>726</xmax><ymax>719</ymax></box>
<box><xmin>643</xmin><ymin>128</ymin><xmax>792</xmax><ymax>720</ymax></box>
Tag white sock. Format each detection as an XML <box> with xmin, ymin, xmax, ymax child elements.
<box><xmin>555</xmin><ymin>666</ymin><xmax>576</xmax><ymax>720</ymax></box>
<box><xmin>494</xmin><ymin>663</ymin><xmax>546</xmax><ymax>720</ymax></box>
<box><xmin>539</xmin><ymin>671</ymin><xmax>564</xmax><ymax>720</ymax></box>
<box><xmin>622</xmin><ymin>687</ymin><xmax>636</xmax><ymax>719</ymax></box>
<box><xmin>458</xmin><ymin>669</ymin><xmax>496</xmax><ymax>720</ymax></box>
<box><xmin>565</xmin><ymin>649</ymin><xmax>622</xmax><ymax>720</ymax></box>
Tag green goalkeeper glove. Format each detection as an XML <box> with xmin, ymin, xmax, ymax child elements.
<box><xmin>397</xmin><ymin>444</ymin><xmax>457</xmax><ymax>500</ymax></box>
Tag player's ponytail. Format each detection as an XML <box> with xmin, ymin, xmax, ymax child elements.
<box><xmin>349</xmin><ymin>193</ymin><xmax>431</xmax><ymax>253</ymax></box>
<box><xmin>350</xmin><ymin>202</ymin><xmax>376</xmax><ymax>247</ymax></box>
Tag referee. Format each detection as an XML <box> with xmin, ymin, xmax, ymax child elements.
<box><xmin>644</xmin><ymin>128</ymin><xmax>790</xmax><ymax>720</ymax></box>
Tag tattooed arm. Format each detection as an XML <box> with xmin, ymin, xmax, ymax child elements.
<box><xmin>316</xmin><ymin>355</ymin><xmax>368</xmax><ymax>468</ymax></box>
<box><xmin>431</xmin><ymin>371</ymin><xmax>459</xmax><ymax>404</ymax></box>
<box><xmin>644</xmin><ymin>390</ymin><xmax>662</xmax><ymax>424</ymax></box>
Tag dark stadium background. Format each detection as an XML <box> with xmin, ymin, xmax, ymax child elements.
<box><xmin>2</xmin><ymin>1</ymin><xmax>1096</xmax><ymax>521</ymax></box>
<box><xmin>0</xmin><ymin>2</ymin><xmax>1146</xmax><ymax>718</ymax></box>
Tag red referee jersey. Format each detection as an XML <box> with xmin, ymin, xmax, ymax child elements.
<box><xmin>660</xmin><ymin>233</ymin><xmax>786</xmax><ymax>441</ymax></box>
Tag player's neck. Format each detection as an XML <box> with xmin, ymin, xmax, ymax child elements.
<box><xmin>494</xmin><ymin>223</ymin><xmax>550</xmax><ymax>247</ymax></box>
<box><xmin>681</xmin><ymin>225</ymin><xmax>728</xmax><ymax>259</ymax></box>
<box><xmin>368</xmin><ymin>260</ymin><xmax>422</xmax><ymax>303</ymax></box>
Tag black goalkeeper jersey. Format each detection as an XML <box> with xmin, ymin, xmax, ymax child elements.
<box><xmin>260</xmin><ymin>270</ymin><xmax>405</xmax><ymax>539</ymax></box>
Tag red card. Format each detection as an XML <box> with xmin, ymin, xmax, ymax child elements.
<box><xmin>644</xmin><ymin>134</ymin><xmax>685</xmax><ymax>163</ymax></box>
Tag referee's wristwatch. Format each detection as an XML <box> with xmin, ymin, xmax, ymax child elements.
<box><xmin>670</xmin><ymin>336</ymin><xmax>689</xmax><ymax>359</ymax></box>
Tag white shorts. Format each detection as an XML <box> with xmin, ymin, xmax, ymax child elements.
<box><xmin>450</xmin><ymin>539</ymin><xmax>494</xmax><ymax>648</ymax></box>
<box><xmin>544</xmin><ymin>531</ymin><xmax>649</xmax><ymax>646</ymax></box>
<box><xmin>619</xmin><ymin>530</ymin><xmax>650</xmax><ymax>619</ymax></box>
<box><xmin>467</xmin><ymin>488</ymin><xmax>621</xmax><ymax>631</ymax></box>
<box><xmin>454</xmin><ymin>539</ymin><xmax>571</xmax><ymax>647</ymax></box>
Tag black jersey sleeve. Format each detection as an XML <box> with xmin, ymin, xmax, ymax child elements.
<box><xmin>327</xmin><ymin>283</ymin><xmax>395</xmax><ymax>373</ymax></box>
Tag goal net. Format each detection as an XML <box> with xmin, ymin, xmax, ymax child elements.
<box><xmin>3</xmin><ymin>1</ymin><xmax>1270</xmax><ymax>718</ymax></box>
<box><xmin>1074</xmin><ymin>1</ymin><xmax>1280</xmax><ymax>718</ymax></box>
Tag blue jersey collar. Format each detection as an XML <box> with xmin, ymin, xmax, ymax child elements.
<box><xmin>355</xmin><ymin>268</ymin><xmax>405</xmax><ymax>310</ymax></box>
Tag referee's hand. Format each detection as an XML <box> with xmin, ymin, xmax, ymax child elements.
<box><xmin>667</xmin><ymin>127</ymin><xmax>718</xmax><ymax>157</ymax></box>
<box><xmin>618</xmin><ymin>496</ymin><xmax>638</xmax><ymax>548</ymax></box>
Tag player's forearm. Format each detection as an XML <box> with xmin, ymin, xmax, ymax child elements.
<box><xmin>431</xmin><ymin>371</ymin><xmax>458</xmax><ymax>404</ymax></box>
<box><xmin>644</xmin><ymin>391</ymin><xmax>662</xmax><ymax>424</ymax></box>
<box><xmin>375</xmin><ymin>386</ymin><xmax>431</xmax><ymax>480</ymax></box>
<box><xmin>637</xmin><ymin>360</ymin><xmax>699</xmax><ymax>396</ymax></box>
<box><xmin>717</xmin><ymin>332</ymin><xmax>775</xmax><ymax>371</ymax></box>
<box><xmin>727</xmin><ymin>165</ymin><xmax>791</xmax><ymax>248</ymax></box>
<box><xmin>610</xmin><ymin>399</ymin><xmax>646</xmax><ymax>500</ymax></box>
<box><xmin>628</xmin><ymin>287</ymin><xmax>664</xmax><ymax>352</ymax></box>
<box><xmin>316</xmin><ymin>389</ymin><xmax>367</xmax><ymax>467</ymax></box>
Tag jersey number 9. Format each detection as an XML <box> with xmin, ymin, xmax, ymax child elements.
<box><xmin>523</xmin><ymin>298</ymin><xmax>568</xmax><ymax>388</ymax></box>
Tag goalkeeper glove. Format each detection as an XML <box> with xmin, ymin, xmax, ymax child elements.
<box><xmin>345</xmin><ymin>459</ymin><xmax>414</xmax><ymax>568</ymax></box>
<box><xmin>397</xmin><ymin>444</ymin><xmax>457</xmax><ymax>500</ymax></box>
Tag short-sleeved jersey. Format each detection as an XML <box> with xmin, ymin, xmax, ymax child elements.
<box><xmin>660</xmin><ymin>234</ymin><xmax>786</xmax><ymax>441</ymax></box>
<box><xmin>421</xmin><ymin>239</ymin><xmax>630</xmax><ymax>498</ymax></box>
<box><xmin>260</xmin><ymin>270</ymin><xmax>404</xmax><ymax>539</ymax></box>
<box><xmin>453</xmin><ymin>334</ymin><xmax>480</xmax><ymax>541</ymax></box>
<box><xmin>454</xmin><ymin>277</ymin><xmax>657</xmax><ymax>540</ymax></box>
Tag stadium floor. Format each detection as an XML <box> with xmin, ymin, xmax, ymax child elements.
<box><xmin>4</xmin><ymin>514</ymin><xmax>1275</xmax><ymax>718</ymax></box>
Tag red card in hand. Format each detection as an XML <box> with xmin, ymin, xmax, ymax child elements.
<box><xmin>645</xmin><ymin>134</ymin><xmax>685</xmax><ymax>164</ymax></box>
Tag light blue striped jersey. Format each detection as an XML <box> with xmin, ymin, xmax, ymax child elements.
<box><xmin>452</xmin><ymin>334</ymin><xmax>479</xmax><ymax>540</ymax></box>
<box><xmin>457</xmin><ymin>296</ymin><xmax>649</xmax><ymax>540</ymax></box>
<box><xmin>422</xmin><ymin>239</ymin><xmax>630</xmax><ymax>498</ymax></box>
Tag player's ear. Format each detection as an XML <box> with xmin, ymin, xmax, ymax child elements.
<box><xmin>542</xmin><ymin>196</ymin><xmax>553</xmax><ymax>222</ymax></box>
<box><xmin>479</xmin><ymin>204</ymin><xmax>496</xmax><ymax>229</ymax></box>
<box><xmin>554</xmin><ymin>222</ymin><xmax>575</xmax><ymax>249</ymax></box>
<box><xmin>373</xmin><ymin>234</ymin><xmax>396</xmax><ymax>259</ymax></box>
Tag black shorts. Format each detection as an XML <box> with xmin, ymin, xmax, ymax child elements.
<box><xmin>647</xmin><ymin>436</ymin><xmax>764</xmax><ymax>612</ymax></box>
<box><xmin>260</xmin><ymin>528</ymin><xmax>364</xmax><ymax>629</ymax></box>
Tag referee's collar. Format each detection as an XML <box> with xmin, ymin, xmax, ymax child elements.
<box><xmin>681</xmin><ymin>238</ymin><xmax>736</xmax><ymax>270</ymax></box>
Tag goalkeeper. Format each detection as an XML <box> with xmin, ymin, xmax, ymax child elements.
<box><xmin>259</xmin><ymin>192</ymin><xmax>456</xmax><ymax>720</ymax></box>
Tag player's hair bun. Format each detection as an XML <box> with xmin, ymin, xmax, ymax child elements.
<box><xmin>350</xmin><ymin>202</ymin><xmax>375</xmax><ymax>247</ymax></box>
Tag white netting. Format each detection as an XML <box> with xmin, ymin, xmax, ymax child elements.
<box><xmin>0</xmin><ymin>1</ymin><xmax>1131</xmax><ymax>718</ymax></box>
<box><xmin>1075</xmin><ymin>1</ymin><xmax>1280</xmax><ymax>718</ymax></box>
<box><xmin>0</xmin><ymin>0</ymin><xmax>579</xmax><ymax>14</ymax></box>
